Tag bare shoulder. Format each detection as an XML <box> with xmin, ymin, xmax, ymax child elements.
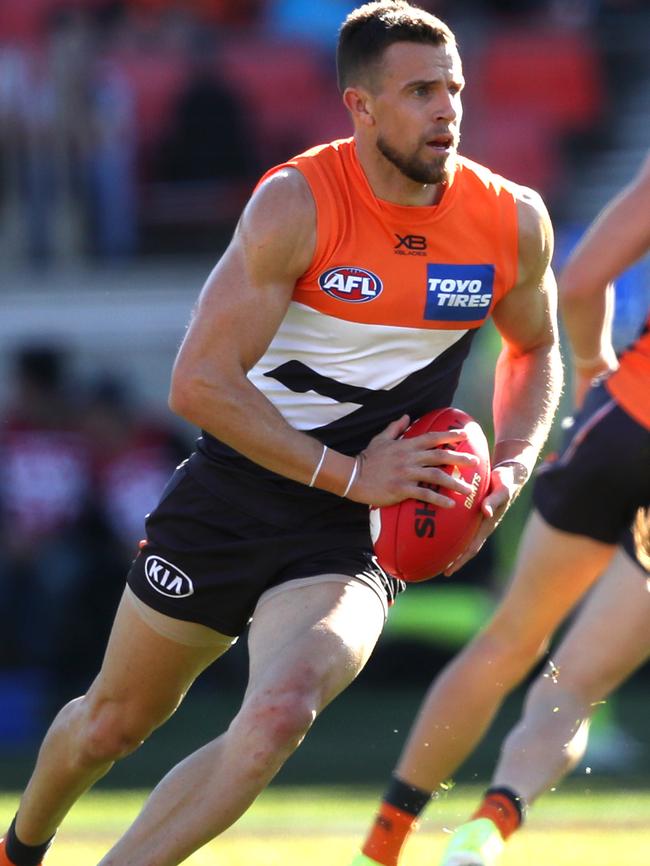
<box><xmin>491</xmin><ymin>181</ymin><xmax>558</xmax><ymax>349</ymax></box>
<box><xmin>515</xmin><ymin>186</ymin><xmax>553</xmax><ymax>264</ymax></box>
<box><xmin>238</xmin><ymin>167</ymin><xmax>317</xmax><ymax>281</ymax></box>
<box><xmin>501</xmin><ymin>182</ymin><xmax>554</xmax><ymax>284</ymax></box>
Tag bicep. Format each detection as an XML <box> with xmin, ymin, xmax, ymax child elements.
<box><xmin>492</xmin><ymin>191</ymin><xmax>558</xmax><ymax>354</ymax></box>
<box><xmin>492</xmin><ymin>265</ymin><xmax>558</xmax><ymax>355</ymax></box>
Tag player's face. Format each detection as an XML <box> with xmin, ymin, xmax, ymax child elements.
<box><xmin>372</xmin><ymin>41</ymin><xmax>464</xmax><ymax>185</ymax></box>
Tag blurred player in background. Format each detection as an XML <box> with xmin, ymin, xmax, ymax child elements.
<box><xmin>350</xmin><ymin>151</ymin><xmax>650</xmax><ymax>866</ymax></box>
<box><xmin>0</xmin><ymin>4</ymin><xmax>562</xmax><ymax>866</ymax></box>
<box><xmin>634</xmin><ymin>507</ymin><xmax>650</xmax><ymax>570</ymax></box>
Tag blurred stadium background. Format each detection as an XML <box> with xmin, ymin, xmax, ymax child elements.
<box><xmin>1</xmin><ymin>0</ymin><xmax>649</xmax><ymax>798</ymax></box>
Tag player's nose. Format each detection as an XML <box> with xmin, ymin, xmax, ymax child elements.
<box><xmin>434</xmin><ymin>91</ymin><xmax>458</xmax><ymax>122</ymax></box>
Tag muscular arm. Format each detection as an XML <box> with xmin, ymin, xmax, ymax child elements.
<box><xmin>170</xmin><ymin>169</ymin><xmax>478</xmax><ymax>508</ymax></box>
<box><xmin>169</xmin><ymin>169</ymin><xmax>336</xmax><ymax>486</ymax></box>
<box><xmin>490</xmin><ymin>188</ymin><xmax>563</xmax><ymax>478</ymax></box>
<box><xmin>559</xmin><ymin>152</ymin><xmax>650</xmax><ymax>393</ymax></box>
<box><xmin>445</xmin><ymin>187</ymin><xmax>563</xmax><ymax>573</ymax></box>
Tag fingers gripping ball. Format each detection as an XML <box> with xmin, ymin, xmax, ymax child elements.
<box><xmin>369</xmin><ymin>407</ymin><xmax>491</xmax><ymax>582</ymax></box>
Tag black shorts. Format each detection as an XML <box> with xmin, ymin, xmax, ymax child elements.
<box><xmin>533</xmin><ymin>381</ymin><xmax>650</xmax><ymax>569</ymax></box>
<box><xmin>127</xmin><ymin>454</ymin><xmax>402</xmax><ymax>636</ymax></box>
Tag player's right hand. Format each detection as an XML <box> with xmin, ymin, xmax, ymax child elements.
<box><xmin>350</xmin><ymin>415</ymin><xmax>480</xmax><ymax>507</ymax></box>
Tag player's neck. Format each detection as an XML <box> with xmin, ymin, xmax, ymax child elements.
<box><xmin>354</xmin><ymin>137</ymin><xmax>447</xmax><ymax>207</ymax></box>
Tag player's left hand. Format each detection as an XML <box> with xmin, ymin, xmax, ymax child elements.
<box><xmin>442</xmin><ymin>461</ymin><xmax>528</xmax><ymax>576</ymax></box>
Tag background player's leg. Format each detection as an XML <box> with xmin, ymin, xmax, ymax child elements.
<box><xmin>394</xmin><ymin>511</ymin><xmax>614</xmax><ymax>791</ymax></box>
<box><xmin>97</xmin><ymin>578</ymin><xmax>385</xmax><ymax>866</ymax></box>
<box><xmin>492</xmin><ymin>547</ymin><xmax>650</xmax><ymax>802</ymax></box>
<box><xmin>13</xmin><ymin>589</ymin><xmax>230</xmax><ymax>846</ymax></box>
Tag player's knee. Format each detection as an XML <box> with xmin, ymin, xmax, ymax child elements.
<box><xmin>239</xmin><ymin>678</ymin><xmax>320</xmax><ymax>762</ymax></box>
<box><xmin>254</xmin><ymin>690</ymin><xmax>316</xmax><ymax>752</ymax></box>
<box><xmin>77</xmin><ymin>697</ymin><xmax>157</xmax><ymax>765</ymax></box>
<box><xmin>480</xmin><ymin>615</ymin><xmax>550</xmax><ymax>675</ymax></box>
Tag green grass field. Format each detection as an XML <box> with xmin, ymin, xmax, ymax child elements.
<box><xmin>1</xmin><ymin>785</ymin><xmax>648</xmax><ymax>865</ymax></box>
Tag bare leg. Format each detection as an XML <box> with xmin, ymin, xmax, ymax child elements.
<box><xmin>395</xmin><ymin>511</ymin><xmax>614</xmax><ymax>791</ymax></box>
<box><xmin>493</xmin><ymin>548</ymin><xmax>650</xmax><ymax>802</ymax></box>
<box><xmin>97</xmin><ymin>578</ymin><xmax>386</xmax><ymax>866</ymax></box>
<box><xmin>14</xmin><ymin>590</ymin><xmax>229</xmax><ymax>845</ymax></box>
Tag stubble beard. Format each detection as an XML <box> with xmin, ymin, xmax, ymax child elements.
<box><xmin>376</xmin><ymin>135</ymin><xmax>453</xmax><ymax>186</ymax></box>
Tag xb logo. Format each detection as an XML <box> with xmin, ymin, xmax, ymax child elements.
<box><xmin>394</xmin><ymin>234</ymin><xmax>427</xmax><ymax>255</ymax></box>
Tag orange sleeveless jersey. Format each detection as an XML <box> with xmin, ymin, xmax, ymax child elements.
<box><xmin>259</xmin><ymin>138</ymin><xmax>519</xmax><ymax>330</ymax></box>
<box><xmin>241</xmin><ymin>138</ymin><xmax>520</xmax><ymax>454</ymax></box>
<box><xmin>606</xmin><ymin>311</ymin><xmax>650</xmax><ymax>429</ymax></box>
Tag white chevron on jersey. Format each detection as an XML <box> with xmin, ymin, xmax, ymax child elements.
<box><xmin>247</xmin><ymin>301</ymin><xmax>468</xmax><ymax>430</ymax></box>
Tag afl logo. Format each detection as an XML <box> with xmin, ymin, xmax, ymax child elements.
<box><xmin>145</xmin><ymin>555</ymin><xmax>194</xmax><ymax>598</ymax></box>
<box><xmin>319</xmin><ymin>266</ymin><xmax>383</xmax><ymax>302</ymax></box>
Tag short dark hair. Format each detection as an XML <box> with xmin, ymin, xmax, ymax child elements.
<box><xmin>337</xmin><ymin>1</ymin><xmax>456</xmax><ymax>92</ymax></box>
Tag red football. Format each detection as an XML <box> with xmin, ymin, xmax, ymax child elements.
<box><xmin>369</xmin><ymin>407</ymin><xmax>491</xmax><ymax>582</ymax></box>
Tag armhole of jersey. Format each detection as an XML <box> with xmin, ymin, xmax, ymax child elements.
<box><xmin>497</xmin><ymin>184</ymin><xmax>520</xmax><ymax>303</ymax></box>
<box><xmin>506</xmin><ymin>189</ymin><xmax>520</xmax><ymax>295</ymax></box>
<box><xmin>292</xmin><ymin>163</ymin><xmax>331</xmax><ymax>282</ymax></box>
<box><xmin>458</xmin><ymin>157</ymin><xmax>520</xmax><ymax>305</ymax></box>
<box><xmin>252</xmin><ymin>162</ymin><xmax>323</xmax><ymax>281</ymax></box>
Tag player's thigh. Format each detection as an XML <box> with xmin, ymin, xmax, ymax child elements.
<box><xmin>86</xmin><ymin>587</ymin><xmax>232</xmax><ymax>726</ymax></box>
<box><xmin>246</xmin><ymin>577</ymin><xmax>386</xmax><ymax>709</ymax></box>
<box><xmin>549</xmin><ymin>548</ymin><xmax>650</xmax><ymax>699</ymax></box>
<box><xmin>490</xmin><ymin>510</ymin><xmax>615</xmax><ymax>642</ymax></box>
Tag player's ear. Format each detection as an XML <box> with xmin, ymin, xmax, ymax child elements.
<box><xmin>343</xmin><ymin>86</ymin><xmax>376</xmax><ymax>127</ymax></box>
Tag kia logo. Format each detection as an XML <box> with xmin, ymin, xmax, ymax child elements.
<box><xmin>145</xmin><ymin>555</ymin><xmax>194</xmax><ymax>598</ymax></box>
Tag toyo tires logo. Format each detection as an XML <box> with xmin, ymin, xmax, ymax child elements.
<box><xmin>319</xmin><ymin>266</ymin><xmax>383</xmax><ymax>302</ymax></box>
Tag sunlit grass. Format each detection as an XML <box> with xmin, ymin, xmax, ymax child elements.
<box><xmin>1</xmin><ymin>785</ymin><xmax>649</xmax><ymax>865</ymax></box>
